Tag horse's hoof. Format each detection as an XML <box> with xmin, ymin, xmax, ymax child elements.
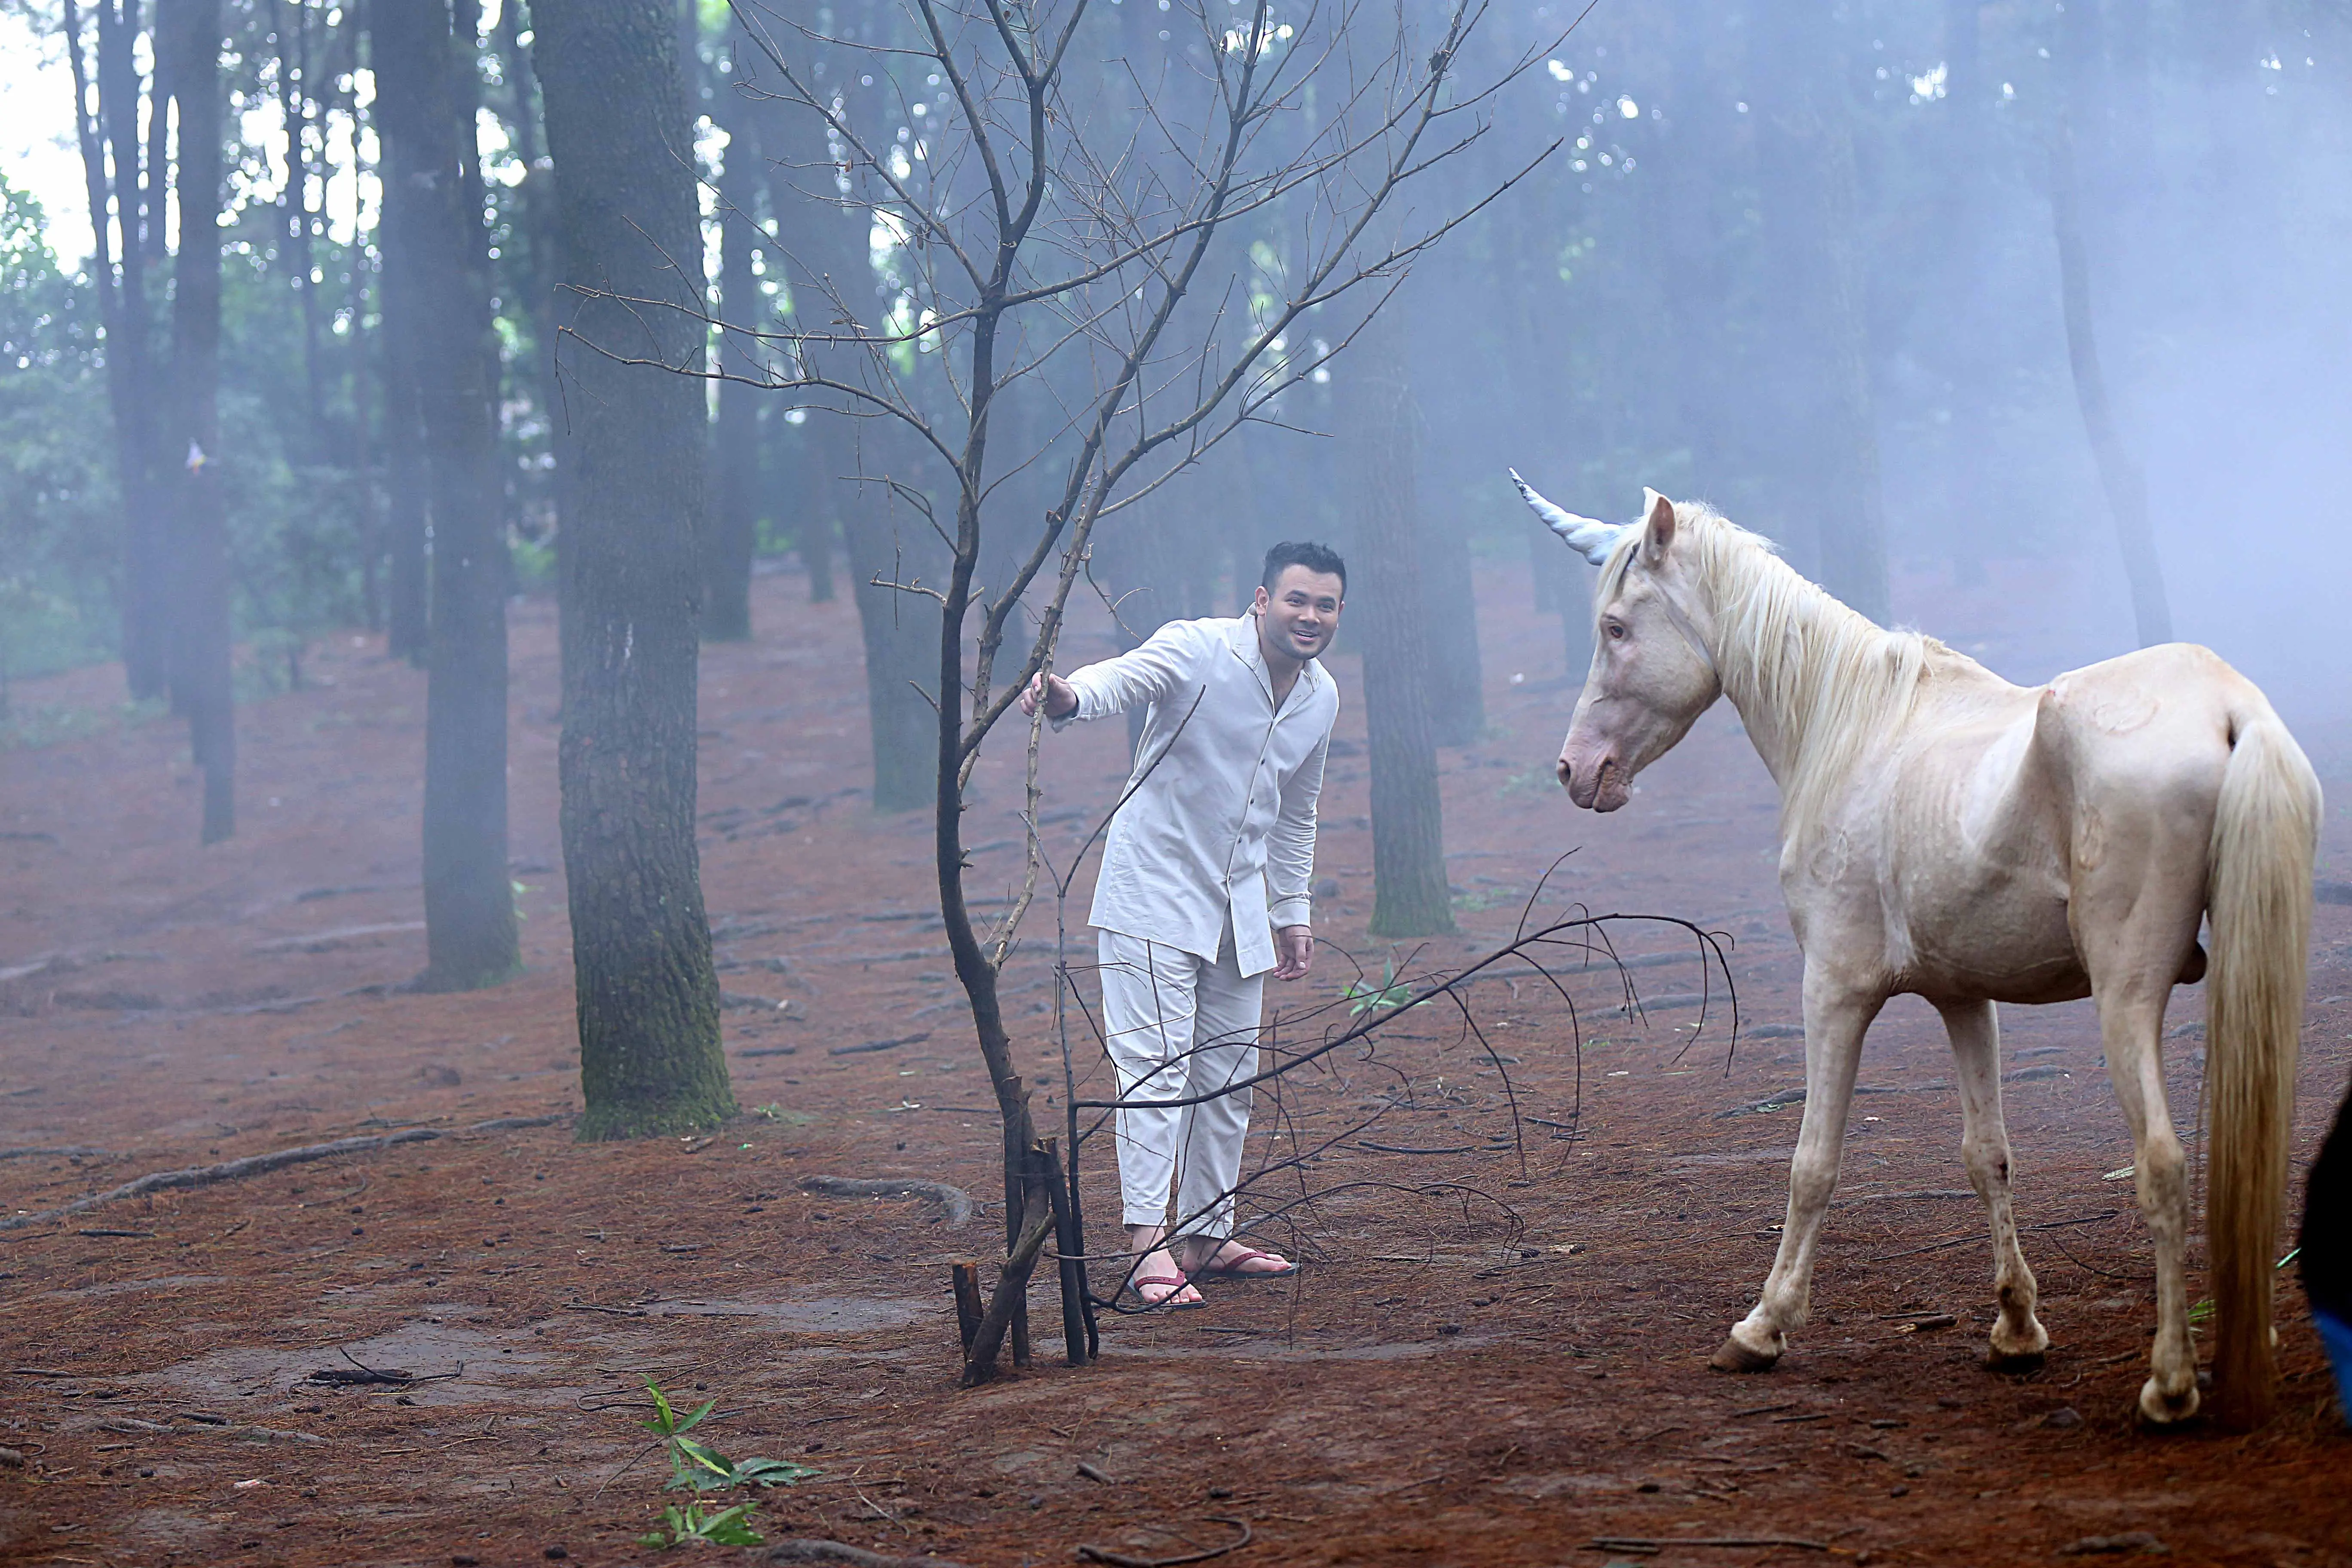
<box><xmin>1985</xmin><ymin>1347</ymin><xmax>2046</xmax><ymax>1375</ymax></box>
<box><xmin>2135</xmin><ymin>1376</ymin><xmax>2201</xmax><ymax>1427</ymax></box>
<box><xmin>1709</xmin><ymin>1336</ymin><xmax>1780</xmax><ymax>1374</ymax></box>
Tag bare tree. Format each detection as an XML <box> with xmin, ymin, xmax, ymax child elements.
<box><xmin>582</xmin><ymin>0</ymin><xmax>1557</xmax><ymax>1373</ymax></box>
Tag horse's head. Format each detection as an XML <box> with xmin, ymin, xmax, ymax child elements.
<box><xmin>1511</xmin><ymin>475</ymin><xmax>1722</xmax><ymax>812</ymax></box>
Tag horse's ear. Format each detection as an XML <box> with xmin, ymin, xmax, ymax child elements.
<box><xmin>1641</xmin><ymin>488</ymin><xmax>1677</xmax><ymax>564</ymax></box>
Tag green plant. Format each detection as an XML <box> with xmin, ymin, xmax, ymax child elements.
<box><xmin>638</xmin><ymin>1501</ymin><xmax>764</xmax><ymax>1549</ymax></box>
<box><xmin>641</xmin><ymin>1379</ymin><xmax>816</xmax><ymax>1494</ymax></box>
<box><xmin>1343</xmin><ymin>962</ymin><xmax>1413</xmax><ymax>1017</ymax></box>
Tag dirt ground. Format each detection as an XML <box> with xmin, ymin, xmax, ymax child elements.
<box><xmin>3</xmin><ymin>557</ymin><xmax>2350</xmax><ymax>1568</ymax></box>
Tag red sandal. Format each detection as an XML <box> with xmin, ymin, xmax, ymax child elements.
<box><xmin>1192</xmin><ymin>1246</ymin><xmax>1299</xmax><ymax>1280</ymax></box>
<box><xmin>1129</xmin><ymin>1273</ymin><xmax>1208</xmax><ymax>1309</ymax></box>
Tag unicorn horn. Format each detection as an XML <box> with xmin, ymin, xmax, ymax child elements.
<box><xmin>1510</xmin><ymin>468</ymin><xmax>1626</xmax><ymax>565</ymax></box>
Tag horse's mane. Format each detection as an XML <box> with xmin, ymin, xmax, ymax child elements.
<box><xmin>1597</xmin><ymin>503</ymin><xmax>1935</xmax><ymax>833</ymax></box>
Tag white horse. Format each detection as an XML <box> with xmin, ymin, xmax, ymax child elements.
<box><xmin>1514</xmin><ymin>475</ymin><xmax>2318</xmax><ymax>1428</ymax></box>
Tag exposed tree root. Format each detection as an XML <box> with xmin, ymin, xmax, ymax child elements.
<box><xmin>799</xmin><ymin>1176</ymin><xmax>975</xmax><ymax>1226</ymax></box>
<box><xmin>0</xmin><ymin>1129</ymin><xmax>443</xmax><ymax>1232</ymax></box>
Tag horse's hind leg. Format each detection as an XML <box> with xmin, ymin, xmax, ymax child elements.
<box><xmin>1938</xmin><ymin>998</ymin><xmax>2049</xmax><ymax>1369</ymax></box>
<box><xmin>2095</xmin><ymin>975</ymin><xmax>2199</xmax><ymax>1423</ymax></box>
<box><xmin>1713</xmin><ymin>977</ymin><xmax>1881</xmax><ymax>1372</ymax></box>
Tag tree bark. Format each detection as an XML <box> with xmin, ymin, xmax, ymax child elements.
<box><xmin>374</xmin><ymin>0</ymin><xmax>521</xmax><ymax>991</ymax></box>
<box><xmin>1752</xmin><ymin>9</ymin><xmax>1890</xmax><ymax>621</ymax></box>
<box><xmin>159</xmin><ymin>0</ymin><xmax>235</xmax><ymax>844</ymax></box>
<box><xmin>69</xmin><ymin>0</ymin><xmax>169</xmax><ymax>700</ymax></box>
<box><xmin>2048</xmin><ymin>117</ymin><xmax>2171</xmax><ymax>648</ymax></box>
<box><xmin>703</xmin><ymin>25</ymin><xmax>764</xmax><ymax>642</ymax></box>
<box><xmin>842</xmin><ymin>424</ymin><xmax>946</xmax><ymax>814</ymax></box>
<box><xmin>760</xmin><ymin>23</ymin><xmax>931</xmax><ymax>804</ymax></box>
<box><xmin>1344</xmin><ymin>338</ymin><xmax>1455</xmax><ymax>939</ymax></box>
<box><xmin>374</xmin><ymin>0</ymin><xmax>431</xmax><ymax>668</ymax></box>
<box><xmin>533</xmin><ymin>0</ymin><xmax>734</xmax><ymax>1139</ymax></box>
<box><xmin>1417</xmin><ymin>511</ymin><xmax>1483</xmax><ymax>747</ymax></box>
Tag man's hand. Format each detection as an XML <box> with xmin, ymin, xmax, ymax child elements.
<box><xmin>1020</xmin><ymin>670</ymin><xmax>1078</xmax><ymax>720</ymax></box>
<box><xmin>1273</xmin><ymin>925</ymin><xmax>1314</xmax><ymax>981</ymax></box>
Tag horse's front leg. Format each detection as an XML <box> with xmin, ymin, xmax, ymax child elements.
<box><xmin>1938</xmin><ymin>997</ymin><xmax>2049</xmax><ymax>1369</ymax></box>
<box><xmin>1712</xmin><ymin>973</ymin><xmax>1882</xmax><ymax>1372</ymax></box>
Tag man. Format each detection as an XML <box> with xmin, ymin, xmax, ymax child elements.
<box><xmin>1021</xmin><ymin>542</ymin><xmax>1345</xmax><ymax>1307</ymax></box>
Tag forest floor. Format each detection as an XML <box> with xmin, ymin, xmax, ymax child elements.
<box><xmin>3</xmin><ymin>558</ymin><xmax>2351</xmax><ymax>1568</ymax></box>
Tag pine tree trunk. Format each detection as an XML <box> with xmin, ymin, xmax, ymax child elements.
<box><xmin>1808</xmin><ymin>77</ymin><xmax>1892</xmax><ymax>627</ymax></box>
<box><xmin>533</xmin><ymin>0</ymin><xmax>734</xmax><ymax>1139</ymax></box>
<box><xmin>160</xmin><ymin>0</ymin><xmax>235</xmax><ymax>845</ymax></box>
<box><xmin>1752</xmin><ymin>9</ymin><xmax>1890</xmax><ymax>618</ymax></box>
<box><xmin>375</xmin><ymin>0</ymin><xmax>521</xmax><ymax>992</ymax></box>
<box><xmin>74</xmin><ymin>0</ymin><xmax>170</xmax><ymax>701</ymax></box>
<box><xmin>703</xmin><ymin>44</ymin><xmax>763</xmax><ymax>643</ymax></box>
<box><xmin>1345</xmin><ymin>341</ymin><xmax>1455</xmax><ymax>939</ymax></box>
<box><xmin>1418</xmin><ymin>514</ymin><xmax>1484</xmax><ymax>746</ymax></box>
<box><xmin>842</xmin><ymin>423</ymin><xmax>945</xmax><ymax>815</ymax></box>
<box><xmin>2049</xmin><ymin>116</ymin><xmax>2171</xmax><ymax>648</ymax></box>
<box><xmin>376</xmin><ymin>10</ymin><xmax>432</xmax><ymax>669</ymax></box>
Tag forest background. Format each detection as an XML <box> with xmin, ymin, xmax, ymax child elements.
<box><xmin>4</xmin><ymin>0</ymin><xmax>2346</xmax><ymax>724</ymax></box>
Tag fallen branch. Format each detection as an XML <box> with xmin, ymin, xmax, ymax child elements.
<box><xmin>827</xmin><ymin>1033</ymin><xmax>931</xmax><ymax>1057</ymax></box>
<box><xmin>1078</xmin><ymin>1517</ymin><xmax>1253</xmax><ymax>1568</ymax></box>
<box><xmin>800</xmin><ymin>1176</ymin><xmax>974</xmax><ymax>1227</ymax></box>
<box><xmin>97</xmin><ymin>1416</ymin><xmax>322</xmax><ymax>1445</ymax></box>
<box><xmin>0</xmin><ymin>1130</ymin><xmax>443</xmax><ymax>1232</ymax></box>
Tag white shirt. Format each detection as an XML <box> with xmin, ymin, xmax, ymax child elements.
<box><xmin>1057</xmin><ymin>615</ymin><xmax>1338</xmax><ymax>978</ymax></box>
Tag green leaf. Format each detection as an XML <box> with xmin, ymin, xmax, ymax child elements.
<box><xmin>674</xmin><ymin>1397</ymin><xmax>717</xmax><ymax>1436</ymax></box>
<box><xmin>690</xmin><ymin>1503</ymin><xmax>765</xmax><ymax>1546</ymax></box>
<box><xmin>642</xmin><ymin>1378</ymin><xmax>678</xmax><ymax>1435</ymax></box>
<box><xmin>729</xmin><ymin>1455</ymin><xmax>819</xmax><ymax>1488</ymax></box>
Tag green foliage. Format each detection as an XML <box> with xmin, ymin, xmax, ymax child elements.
<box><xmin>0</xmin><ymin>175</ymin><xmax>117</xmax><ymax>683</ymax></box>
<box><xmin>640</xmin><ymin>1378</ymin><xmax>815</xmax><ymax>1494</ymax></box>
<box><xmin>631</xmin><ymin>1378</ymin><xmax>812</xmax><ymax>1550</ymax></box>
<box><xmin>1344</xmin><ymin>962</ymin><xmax>1414</xmax><ymax>1017</ymax></box>
<box><xmin>638</xmin><ymin>1501</ymin><xmax>765</xmax><ymax>1550</ymax></box>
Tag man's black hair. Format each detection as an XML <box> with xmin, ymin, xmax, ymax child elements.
<box><xmin>1261</xmin><ymin>540</ymin><xmax>1347</xmax><ymax>596</ymax></box>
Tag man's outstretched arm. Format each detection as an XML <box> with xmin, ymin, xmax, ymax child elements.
<box><xmin>1019</xmin><ymin>620</ymin><xmax>1204</xmax><ymax>726</ymax></box>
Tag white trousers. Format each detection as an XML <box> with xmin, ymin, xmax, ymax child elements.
<box><xmin>1096</xmin><ymin>923</ymin><xmax>1265</xmax><ymax>1238</ymax></box>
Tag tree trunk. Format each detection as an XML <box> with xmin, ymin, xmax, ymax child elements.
<box><xmin>2049</xmin><ymin>117</ymin><xmax>2171</xmax><ymax>648</ymax></box>
<box><xmin>160</xmin><ymin>0</ymin><xmax>235</xmax><ymax>844</ymax></box>
<box><xmin>1939</xmin><ymin>0</ymin><xmax>1991</xmax><ymax>589</ymax></box>
<box><xmin>72</xmin><ymin>0</ymin><xmax>169</xmax><ymax>700</ymax></box>
<box><xmin>761</xmin><ymin>39</ymin><xmax>929</xmax><ymax>802</ymax></box>
<box><xmin>1417</xmin><ymin>510</ymin><xmax>1483</xmax><ymax>746</ymax></box>
<box><xmin>1752</xmin><ymin>9</ymin><xmax>1890</xmax><ymax>620</ymax></box>
<box><xmin>842</xmin><ymin>423</ymin><xmax>946</xmax><ymax>814</ymax></box>
<box><xmin>702</xmin><ymin>29</ymin><xmax>763</xmax><ymax>642</ymax></box>
<box><xmin>375</xmin><ymin>0</ymin><xmax>521</xmax><ymax>992</ymax></box>
<box><xmin>494</xmin><ymin>0</ymin><xmax>571</xmax><ymax>580</ymax></box>
<box><xmin>375</xmin><ymin>1</ymin><xmax>431</xmax><ymax>669</ymax></box>
<box><xmin>1804</xmin><ymin>65</ymin><xmax>1891</xmax><ymax>625</ymax></box>
<box><xmin>1344</xmin><ymin>340</ymin><xmax>1455</xmax><ymax>939</ymax></box>
<box><xmin>533</xmin><ymin>0</ymin><xmax>734</xmax><ymax>1139</ymax></box>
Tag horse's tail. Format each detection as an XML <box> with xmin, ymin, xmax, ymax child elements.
<box><xmin>2205</xmin><ymin>708</ymin><xmax>2321</xmax><ymax>1428</ymax></box>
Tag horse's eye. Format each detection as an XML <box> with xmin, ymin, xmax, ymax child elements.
<box><xmin>1605</xmin><ymin>621</ymin><xmax>1627</xmax><ymax>641</ymax></box>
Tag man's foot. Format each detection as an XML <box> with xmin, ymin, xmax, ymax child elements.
<box><xmin>1179</xmin><ymin>1239</ymin><xmax>1298</xmax><ymax>1280</ymax></box>
<box><xmin>1129</xmin><ymin>1248</ymin><xmax>1205</xmax><ymax>1309</ymax></box>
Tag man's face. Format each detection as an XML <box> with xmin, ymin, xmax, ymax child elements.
<box><xmin>1253</xmin><ymin>566</ymin><xmax>1344</xmax><ymax>663</ymax></box>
